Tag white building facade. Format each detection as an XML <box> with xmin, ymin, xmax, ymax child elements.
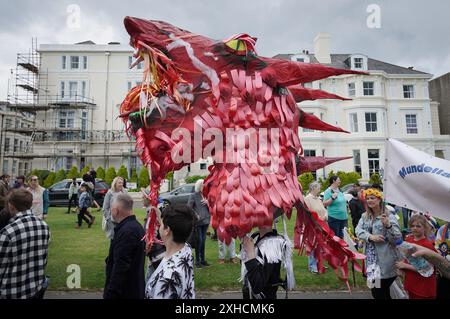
<box><xmin>276</xmin><ymin>34</ymin><xmax>450</xmax><ymax>181</ymax></box>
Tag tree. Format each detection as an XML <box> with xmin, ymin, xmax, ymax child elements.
<box><xmin>66</xmin><ymin>166</ymin><xmax>79</xmax><ymax>179</ymax></box>
<box><xmin>165</xmin><ymin>171</ymin><xmax>174</xmax><ymax>191</ymax></box>
<box><xmin>105</xmin><ymin>167</ymin><xmax>117</xmax><ymax>186</ymax></box>
<box><xmin>130</xmin><ymin>169</ymin><xmax>138</xmax><ymax>182</ymax></box>
<box><xmin>138</xmin><ymin>168</ymin><xmax>150</xmax><ymax>188</ymax></box>
<box><xmin>185</xmin><ymin>175</ymin><xmax>206</xmax><ymax>184</ymax></box>
<box><xmin>369</xmin><ymin>173</ymin><xmax>382</xmax><ymax>186</ymax></box>
<box><xmin>117</xmin><ymin>165</ymin><xmax>129</xmax><ymax>180</ymax></box>
<box><xmin>298</xmin><ymin>172</ymin><xmax>315</xmax><ymax>194</ymax></box>
<box><xmin>30</xmin><ymin>169</ymin><xmax>50</xmax><ymax>182</ymax></box>
<box><xmin>54</xmin><ymin>169</ymin><xmax>66</xmax><ymax>183</ymax></box>
<box><xmin>96</xmin><ymin>166</ymin><xmax>106</xmax><ymax>180</ymax></box>
<box><xmin>43</xmin><ymin>172</ymin><xmax>56</xmax><ymax>188</ymax></box>
<box><xmin>79</xmin><ymin>165</ymin><xmax>90</xmax><ymax>177</ymax></box>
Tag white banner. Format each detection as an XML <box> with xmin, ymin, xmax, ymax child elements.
<box><xmin>384</xmin><ymin>138</ymin><xmax>450</xmax><ymax>222</ymax></box>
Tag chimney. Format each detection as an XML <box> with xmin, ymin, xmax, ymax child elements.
<box><xmin>314</xmin><ymin>33</ymin><xmax>331</xmax><ymax>64</ymax></box>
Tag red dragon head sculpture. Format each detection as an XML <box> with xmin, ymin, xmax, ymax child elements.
<box><xmin>120</xmin><ymin>16</ymin><xmax>365</xmax><ymax>282</ymax></box>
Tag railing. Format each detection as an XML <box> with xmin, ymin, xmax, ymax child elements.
<box><xmin>32</xmin><ymin>130</ymin><xmax>135</xmax><ymax>143</ymax></box>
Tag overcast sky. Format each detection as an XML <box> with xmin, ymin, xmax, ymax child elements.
<box><xmin>1</xmin><ymin>0</ymin><xmax>449</xmax><ymax>100</ymax></box>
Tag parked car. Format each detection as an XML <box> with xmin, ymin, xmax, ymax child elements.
<box><xmin>159</xmin><ymin>183</ymin><xmax>195</xmax><ymax>207</ymax></box>
<box><xmin>48</xmin><ymin>178</ymin><xmax>109</xmax><ymax>207</ymax></box>
<box><xmin>320</xmin><ymin>183</ymin><xmax>373</xmax><ymax>200</ymax></box>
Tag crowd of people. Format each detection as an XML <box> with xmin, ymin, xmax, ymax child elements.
<box><xmin>1</xmin><ymin>172</ymin><xmax>449</xmax><ymax>300</ymax></box>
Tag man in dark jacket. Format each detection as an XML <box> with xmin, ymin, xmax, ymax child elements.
<box><xmin>187</xmin><ymin>179</ymin><xmax>211</xmax><ymax>268</ymax></box>
<box><xmin>348</xmin><ymin>189</ymin><xmax>365</xmax><ymax>230</ymax></box>
<box><xmin>104</xmin><ymin>193</ymin><xmax>145</xmax><ymax>299</ymax></box>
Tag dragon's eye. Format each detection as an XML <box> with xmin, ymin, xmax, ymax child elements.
<box><xmin>225</xmin><ymin>39</ymin><xmax>247</xmax><ymax>54</ymax></box>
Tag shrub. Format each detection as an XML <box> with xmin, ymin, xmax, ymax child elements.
<box><xmin>96</xmin><ymin>166</ymin><xmax>105</xmax><ymax>180</ymax></box>
<box><xmin>185</xmin><ymin>175</ymin><xmax>206</xmax><ymax>184</ymax></box>
<box><xmin>54</xmin><ymin>169</ymin><xmax>66</xmax><ymax>183</ymax></box>
<box><xmin>369</xmin><ymin>173</ymin><xmax>382</xmax><ymax>186</ymax></box>
<box><xmin>138</xmin><ymin>168</ymin><xmax>150</xmax><ymax>188</ymax></box>
<box><xmin>43</xmin><ymin>172</ymin><xmax>56</xmax><ymax>188</ymax></box>
<box><xmin>130</xmin><ymin>169</ymin><xmax>138</xmax><ymax>182</ymax></box>
<box><xmin>117</xmin><ymin>165</ymin><xmax>129</xmax><ymax>180</ymax></box>
<box><xmin>29</xmin><ymin>169</ymin><xmax>50</xmax><ymax>182</ymax></box>
<box><xmin>298</xmin><ymin>172</ymin><xmax>315</xmax><ymax>194</ymax></box>
<box><xmin>105</xmin><ymin>167</ymin><xmax>117</xmax><ymax>186</ymax></box>
<box><xmin>66</xmin><ymin>166</ymin><xmax>79</xmax><ymax>179</ymax></box>
<box><xmin>79</xmin><ymin>165</ymin><xmax>90</xmax><ymax>177</ymax></box>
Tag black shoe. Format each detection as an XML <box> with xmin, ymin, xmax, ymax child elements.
<box><xmin>201</xmin><ymin>261</ymin><xmax>211</xmax><ymax>267</ymax></box>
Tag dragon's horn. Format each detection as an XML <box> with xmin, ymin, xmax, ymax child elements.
<box><xmin>288</xmin><ymin>85</ymin><xmax>351</xmax><ymax>102</ymax></box>
<box><xmin>297</xmin><ymin>156</ymin><xmax>353</xmax><ymax>174</ymax></box>
<box><xmin>299</xmin><ymin>109</ymin><xmax>349</xmax><ymax>133</ymax></box>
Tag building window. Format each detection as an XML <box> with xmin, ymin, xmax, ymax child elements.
<box><xmin>365</xmin><ymin>112</ymin><xmax>378</xmax><ymax>132</ymax></box>
<box><xmin>368</xmin><ymin>149</ymin><xmax>380</xmax><ymax>176</ymax></box>
<box><xmin>59</xmin><ymin>111</ymin><xmax>75</xmax><ymax>128</ymax></box>
<box><xmin>19</xmin><ymin>141</ymin><xmax>23</xmax><ymax>152</ymax></box>
<box><xmin>12</xmin><ymin>160</ymin><xmax>17</xmax><ymax>175</ymax></box>
<box><xmin>296</xmin><ymin>58</ymin><xmax>305</xmax><ymax>62</ymax></box>
<box><xmin>5</xmin><ymin>118</ymin><xmax>12</xmax><ymax>128</ymax></box>
<box><xmin>69</xmin><ymin>81</ymin><xmax>78</xmax><ymax>98</ymax></box>
<box><xmin>403</xmin><ymin>85</ymin><xmax>415</xmax><ymax>98</ymax></box>
<box><xmin>127</xmin><ymin>81</ymin><xmax>132</xmax><ymax>91</ymax></box>
<box><xmin>363</xmin><ymin>82</ymin><xmax>374</xmax><ymax>96</ymax></box>
<box><xmin>3</xmin><ymin>160</ymin><xmax>9</xmax><ymax>174</ymax></box>
<box><xmin>81</xmin><ymin>81</ymin><xmax>87</xmax><ymax>97</ymax></box>
<box><xmin>4</xmin><ymin>138</ymin><xmax>10</xmax><ymax>152</ymax></box>
<box><xmin>405</xmin><ymin>114</ymin><xmax>418</xmax><ymax>134</ymax></box>
<box><xmin>24</xmin><ymin>162</ymin><xmax>29</xmax><ymax>174</ymax></box>
<box><xmin>60</xmin><ymin>81</ymin><xmax>65</xmax><ymax>99</ymax></box>
<box><xmin>70</xmin><ymin>56</ymin><xmax>80</xmax><ymax>69</ymax></box>
<box><xmin>304</xmin><ymin>150</ymin><xmax>316</xmax><ymax>157</ymax></box>
<box><xmin>81</xmin><ymin>111</ymin><xmax>88</xmax><ymax>140</ymax></box>
<box><xmin>14</xmin><ymin>139</ymin><xmax>18</xmax><ymax>152</ymax></box>
<box><xmin>62</xmin><ymin>56</ymin><xmax>67</xmax><ymax>70</ymax></box>
<box><xmin>83</xmin><ymin>56</ymin><xmax>88</xmax><ymax>69</ymax></box>
<box><xmin>435</xmin><ymin>150</ymin><xmax>444</xmax><ymax>159</ymax></box>
<box><xmin>353</xmin><ymin>150</ymin><xmax>362</xmax><ymax>175</ymax></box>
<box><xmin>354</xmin><ymin>58</ymin><xmax>363</xmax><ymax>69</ymax></box>
<box><xmin>200</xmin><ymin>163</ymin><xmax>207</xmax><ymax>170</ymax></box>
<box><xmin>348</xmin><ymin>82</ymin><xmax>356</xmax><ymax>97</ymax></box>
<box><xmin>349</xmin><ymin>113</ymin><xmax>358</xmax><ymax>133</ymax></box>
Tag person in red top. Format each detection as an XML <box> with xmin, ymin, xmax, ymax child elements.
<box><xmin>396</xmin><ymin>214</ymin><xmax>437</xmax><ymax>299</ymax></box>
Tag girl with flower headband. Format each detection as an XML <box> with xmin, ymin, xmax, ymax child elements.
<box><xmin>355</xmin><ymin>188</ymin><xmax>403</xmax><ymax>299</ymax></box>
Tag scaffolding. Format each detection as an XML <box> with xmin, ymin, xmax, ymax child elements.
<box><xmin>0</xmin><ymin>39</ymin><xmax>137</xmax><ymax>175</ymax></box>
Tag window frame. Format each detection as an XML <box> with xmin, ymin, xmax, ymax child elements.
<box><xmin>365</xmin><ymin>112</ymin><xmax>378</xmax><ymax>132</ymax></box>
<box><xmin>349</xmin><ymin>112</ymin><xmax>359</xmax><ymax>133</ymax></box>
<box><xmin>368</xmin><ymin>149</ymin><xmax>380</xmax><ymax>176</ymax></box>
<box><xmin>405</xmin><ymin>114</ymin><xmax>418</xmax><ymax>134</ymax></box>
<box><xmin>70</xmin><ymin>56</ymin><xmax>80</xmax><ymax>70</ymax></box>
<box><xmin>348</xmin><ymin>82</ymin><xmax>356</xmax><ymax>97</ymax></box>
<box><xmin>403</xmin><ymin>85</ymin><xmax>415</xmax><ymax>99</ymax></box>
<box><xmin>363</xmin><ymin>81</ymin><xmax>375</xmax><ymax>96</ymax></box>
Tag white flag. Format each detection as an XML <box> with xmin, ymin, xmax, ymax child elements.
<box><xmin>384</xmin><ymin>138</ymin><xmax>450</xmax><ymax>221</ymax></box>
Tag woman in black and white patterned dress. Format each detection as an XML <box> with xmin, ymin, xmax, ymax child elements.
<box><xmin>145</xmin><ymin>204</ymin><xmax>196</xmax><ymax>299</ymax></box>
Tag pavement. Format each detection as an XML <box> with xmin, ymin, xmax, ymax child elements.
<box><xmin>45</xmin><ymin>290</ymin><xmax>372</xmax><ymax>299</ymax></box>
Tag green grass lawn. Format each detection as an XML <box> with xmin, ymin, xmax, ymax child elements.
<box><xmin>45</xmin><ymin>207</ymin><xmax>367</xmax><ymax>291</ymax></box>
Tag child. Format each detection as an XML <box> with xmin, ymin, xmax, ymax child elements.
<box><xmin>396</xmin><ymin>214</ymin><xmax>437</xmax><ymax>299</ymax></box>
<box><xmin>76</xmin><ymin>184</ymin><xmax>95</xmax><ymax>229</ymax></box>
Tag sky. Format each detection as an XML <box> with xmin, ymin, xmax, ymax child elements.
<box><xmin>1</xmin><ymin>0</ymin><xmax>449</xmax><ymax>100</ymax></box>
